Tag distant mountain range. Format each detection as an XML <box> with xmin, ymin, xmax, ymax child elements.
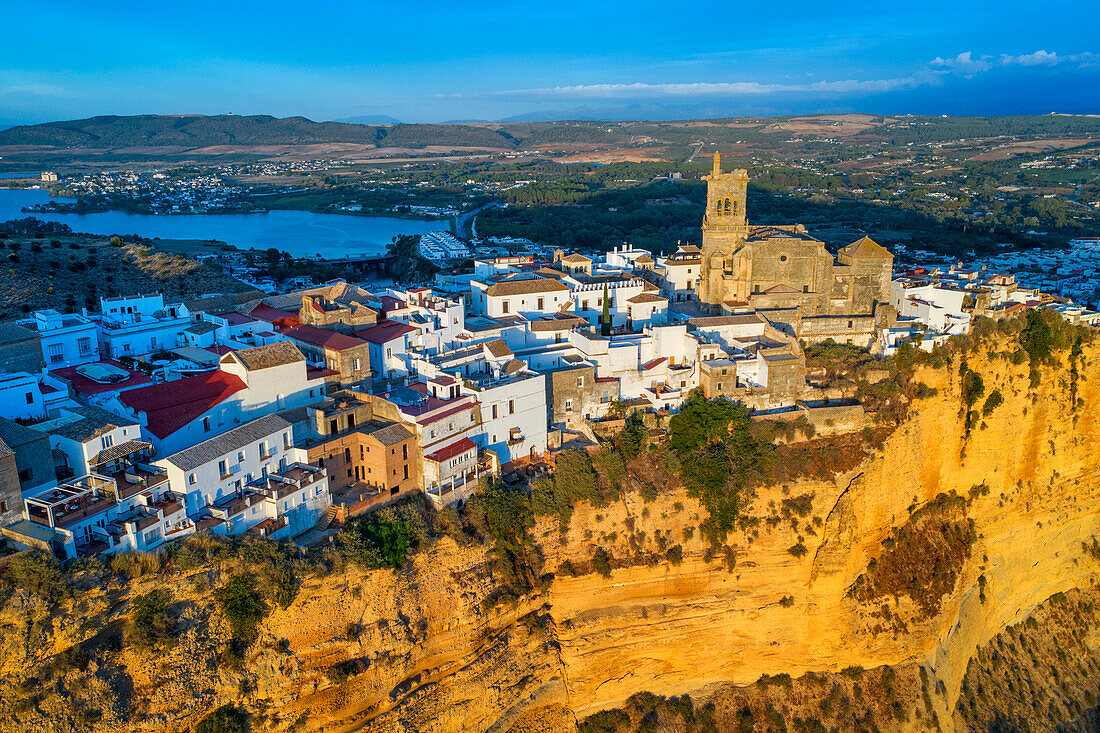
<box><xmin>332</xmin><ymin>114</ymin><xmax>403</xmax><ymax>125</ymax></box>
<box><xmin>0</xmin><ymin>114</ymin><xmax>520</xmax><ymax>150</ymax></box>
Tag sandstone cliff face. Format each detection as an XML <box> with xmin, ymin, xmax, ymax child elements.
<box><xmin>534</xmin><ymin>345</ymin><xmax>1100</xmax><ymax>730</ymax></box>
<box><xmin>1</xmin><ymin>343</ymin><xmax>1097</xmax><ymax>733</ymax></box>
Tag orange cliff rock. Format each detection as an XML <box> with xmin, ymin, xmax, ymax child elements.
<box><xmin>2</xmin><ymin>341</ymin><xmax>1098</xmax><ymax>733</ymax></box>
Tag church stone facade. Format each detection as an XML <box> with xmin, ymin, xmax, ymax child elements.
<box><xmin>696</xmin><ymin>154</ymin><xmax>895</xmax><ymax>346</ymax></box>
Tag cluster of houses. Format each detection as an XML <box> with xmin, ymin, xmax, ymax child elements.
<box><xmin>0</xmin><ymin>164</ymin><xmax>1094</xmax><ymax>560</ymax></box>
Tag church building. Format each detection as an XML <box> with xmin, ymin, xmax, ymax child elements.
<box><xmin>696</xmin><ymin>154</ymin><xmax>895</xmax><ymax>346</ymax></box>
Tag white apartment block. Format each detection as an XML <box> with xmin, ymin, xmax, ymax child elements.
<box><xmin>93</xmin><ymin>293</ymin><xmax>193</xmax><ymax>358</ymax></box>
<box><xmin>28</xmin><ymin>309</ymin><xmax>100</xmax><ymax>370</ymax></box>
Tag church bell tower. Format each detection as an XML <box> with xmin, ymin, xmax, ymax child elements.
<box><xmin>704</xmin><ymin>152</ymin><xmax>748</xmax><ymax>230</ymax></box>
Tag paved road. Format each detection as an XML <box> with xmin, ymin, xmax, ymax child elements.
<box><xmin>455</xmin><ymin>203</ymin><xmax>495</xmax><ymax>239</ymax></box>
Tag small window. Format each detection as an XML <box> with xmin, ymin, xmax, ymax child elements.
<box><xmin>402</xmin><ymin>444</ymin><xmax>408</xmax><ymax>460</ymax></box>
<box><xmin>576</xmin><ymin>376</ymin><xmax>584</xmax><ymax>388</ymax></box>
<box><xmin>403</xmin><ymin>465</ymin><xmax>409</xmax><ymax>480</ymax></box>
<box><xmin>218</xmin><ymin>460</ymin><xmax>227</xmax><ymax>476</ymax></box>
<box><xmin>537</xmin><ymin>297</ymin><xmax>544</xmax><ymax>310</ymax></box>
<box><xmin>188</xmin><ymin>473</ymin><xmax>196</xmax><ymax>485</ymax></box>
<box><xmin>779</xmin><ymin>255</ymin><xmax>788</xmax><ymax>262</ymax></box>
<box><xmin>502</xmin><ymin>300</ymin><xmax>510</xmax><ymax>314</ymax></box>
<box><xmin>344</xmin><ymin>447</ymin><xmax>351</xmax><ymax>462</ymax></box>
<box><xmin>509</xmin><ymin>399</ymin><xmax>515</xmax><ymax>414</ymax></box>
<box><xmin>24</xmin><ymin>392</ymin><xmax>33</xmax><ymax>405</ymax></box>
<box><xmin>848</xmin><ymin>320</ymin><xmax>854</xmax><ymax>329</ymax></box>
<box><xmin>202</xmin><ymin>417</ymin><xmax>211</xmax><ymax>432</ymax></box>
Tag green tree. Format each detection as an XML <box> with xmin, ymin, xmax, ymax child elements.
<box><xmin>601</xmin><ymin>283</ymin><xmax>611</xmax><ymax>337</ymax></box>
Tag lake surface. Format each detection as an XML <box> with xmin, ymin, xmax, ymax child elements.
<box><xmin>0</xmin><ymin>188</ymin><xmax>447</xmax><ymax>259</ymax></box>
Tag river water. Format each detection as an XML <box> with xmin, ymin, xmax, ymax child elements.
<box><xmin>0</xmin><ymin>188</ymin><xmax>447</xmax><ymax>259</ymax></box>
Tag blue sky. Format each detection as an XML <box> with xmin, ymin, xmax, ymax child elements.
<box><xmin>1</xmin><ymin>0</ymin><xmax>1097</xmax><ymax>124</ymax></box>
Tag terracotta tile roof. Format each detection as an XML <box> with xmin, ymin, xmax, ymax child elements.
<box><xmin>763</xmin><ymin>284</ymin><xmax>801</xmax><ymax>294</ymax></box>
<box><xmin>284</xmin><ymin>324</ymin><xmax>368</xmax><ymax>352</ymax></box>
<box><xmin>841</xmin><ymin>235</ymin><xmax>892</xmax><ymax>259</ymax></box>
<box><xmin>216</xmin><ymin>311</ymin><xmax>254</xmax><ymax>326</ymax></box>
<box><xmin>120</xmin><ymin>371</ymin><xmax>247</xmax><ymax>439</ymax></box>
<box><xmin>528</xmin><ymin>315</ymin><xmax>587</xmax><ymax>332</ymax></box>
<box><xmin>690</xmin><ymin>314</ymin><xmax>766</xmax><ymax>328</ymax></box>
<box><xmin>484</xmin><ymin>277</ymin><xmax>570</xmax><ymax>297</ymax></box>
<box><xmin>626</xmin><ymin>293</ymin><xmax>668</xmax><ymax>304</ymax></box>
<box><xmin>186</xmin><ymin>322</ymin><xmax>217</xmax><ymax>335</ymax></box>
<box><xmin>162</xmin><ymin>413</ymin><xmax>291</xmax><ymax>471</ymax></box>
<box><xmin>369</xmin><ymin>423</ymin><xmax>414</xmax><ymax>446</ymax></box>
<box><xmin>224</xmin><ymin>341</ymin><xmax>304</xmax><ymax>371</ymax></box>
<box><xmin>642</xmin><ymin>357</ymin><xmax>667</xmax><ymax>371</ymax></box>
<box><xmin>483</xmin><ymin>339</ymin><xmax>513</xmax><ymax>359</ymax></box>
<box><xmin>559</xmin><ymin>253</ymin><xmax>592</xmax><ymax>263</ymax></box>
<box><xmin>247</xmin><ymin>303</ymin><xmax>298</xmax><ymax>324</ymax></box>
<box><xmin>48</xmin><ymin>404</ymin><xmax>137</xmax><ymax>442</ymax></box>
<box><xmin>354</xmin><ymin>319</ymin><xmax>415</xmax><ymax>345</ymax></box>
<box><xmin>425</xmin><ymin>437</ymin><xmax>476</xmax><ymax>463</ymax></box>
<box><xmin>89</xmin><ymin>439</ymin><xmax>151</xmax><ymax>467</ymax></box>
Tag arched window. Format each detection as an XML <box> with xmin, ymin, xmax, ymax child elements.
<box><xmin>715</xmin><ymin>200</ymin><xmax>722</xmax><ymax>214</ymax></box>
<box><xmin>724</xmin><ymin>198</ymin><xmax>732</xmax><ymax>214</ymax></box>
<box><xmin>731</xmin><ymin>200</ymin><xmax>738</xmax><ymax>216</ymax></box>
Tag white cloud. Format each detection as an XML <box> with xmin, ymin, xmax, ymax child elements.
<box><xmin>929</xmin><ymin>51</ymin><xmax>993</xmax><ymax>76</ymax></box>
<box><xmin>1000</xmin><ymin>50</ymin><xmax>1062</xmax><ymax>66</ymax></box>
<box><xmin>999</xmin><ymin>50</ymin><xmax>1095</xmax><ymax>68</ymax></box>
<box><xmin>447</xmin><ymin>49</ymin><xmax>1095</xmax><ymax>103</ymax></box>
<box><xmin>470</xmin><ymin>74</ymin><xmax>934</xmax><ymax>101</ymax></box>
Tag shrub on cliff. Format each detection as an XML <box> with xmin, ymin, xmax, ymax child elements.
<box><xmin>214</xmin><ymin>575</ymin><xmax>268</xmax><ymax>644</ymax></box>
<box><xmin>1</xmin><ymin>550</ymin><xmax>65</xmax><ymax>603</ymax></box>
<box><xmin>196</xmin><ymin>703</ymin><xmax>248</xmax><ymax>733</ymax></box>
<box><xmin>465</xmin><ymin>478</ymin><xmax>544</xmax><ymax>599</ymax></box>
<box><xmin>128</xmin><ymin>588</ymin><xmax>175</xmax><ymax>650</ymax></box>
<box><xmin>531</xmin><ymin>448</ymin><xmax>610</xmax><ymax>527</ymax></box>
<box><xmin>592</xmin><ymin>547</ymin><xmax>613</xmax><ymax>578</ymax></box>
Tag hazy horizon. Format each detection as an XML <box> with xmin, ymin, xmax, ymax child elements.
<box><xmin>2</xmin><ymin>1</ymin><xmax>1097</xmax><ymax>127</ymax></box>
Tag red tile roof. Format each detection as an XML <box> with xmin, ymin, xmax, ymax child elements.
<box><xmin>354</xmin><ymin>319</ymin><xmax>415</xmax><ymax>345</ymax></box>
<box><xmin>284</xmin><ymin>324</ymin><xmax>368</xmax><ymax>352</ymax></box>
<box><xmin>216</xmin><ymin>311</ymin><xmax>254</xmax><ymax>326</ymax></box>
<box><xmin>642</xmin><ymin>357</ymin><xmax>667</xmax><ymax>371</ymax></box>
<box><xmin>247</xmin><ymin>303</ymin><xmax>298</xmax><ymax>325</ymax></box>
<box><xmin>380</xmin><ymin>295</ymin><xmax>405</xmax><ymax>313</ymax></box>
<box><xmin>120</xmin><ymin>371</ymin><xmax>246</xmax><ymax>439</ymax></box>
<box><xmin>425</xmin><ymin>437</ymin><xmax>476</xmax><ymax>463</ymax></box>
<box><xmin>306</xmin><ymin>366</ymin><xmax>340</xmax><ymax>380</ymax></box>
<box><xmin>52</xmin><ymin>360</ymin><xmax>152</xmax><ymax>396</ymax></box>
<box><xmin>417</xmin><ymin>399</ymin><xmax>477</xmax><ymax>426</ymax></box>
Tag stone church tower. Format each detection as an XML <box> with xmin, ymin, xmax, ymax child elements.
<box><xmin>695</xmin><ymin>153</ymin><xmax>895</xmax><ymax>346</ymax></box>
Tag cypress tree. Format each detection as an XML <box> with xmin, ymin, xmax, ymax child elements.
<box><xmin>601</xmin><ymin>283</ymin><xmax>611</xmax><ymax>337</ymax></box>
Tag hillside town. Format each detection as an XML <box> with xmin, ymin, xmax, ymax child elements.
<box><xmin>0</xmin><ymin>158</ymin><xmax>1096</xmax><ymax>560</ymax></box>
